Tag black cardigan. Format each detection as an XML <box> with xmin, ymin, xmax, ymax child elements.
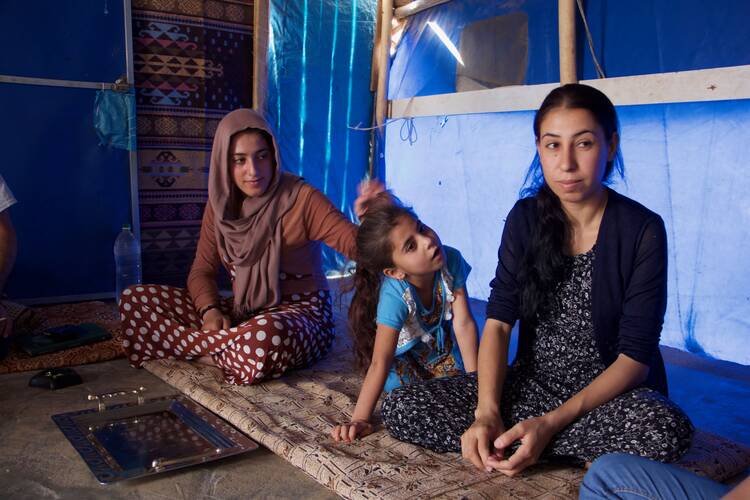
<box><xmin>486</xmin><ymin>188</ymin><xmax>669</xmax><ymax>395</ymax></box>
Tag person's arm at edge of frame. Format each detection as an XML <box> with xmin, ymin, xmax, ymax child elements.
<box><xmin>723</xmin><ymin>476</ymin><xmax>750</xmax><ymax>500</ymax></box>
<box><xmin>451</xmin><ymin>287</ymin><xmax>478</xmax><ymax>372</ymax></box>
<box><xmin>331</xmin><ymin>323</ymin><xmax>399</xmax><ymax>442</ymax></box>
<box><xmin>0</xmin><ymin>210</ymin><xmax>17</xmax><ymax>295</ymax></box>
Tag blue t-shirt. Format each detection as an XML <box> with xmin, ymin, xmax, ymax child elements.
<box><xmin>376</xmin><ymin>245</ymin><xmax>471</xmax><ymax>392</ymax></box>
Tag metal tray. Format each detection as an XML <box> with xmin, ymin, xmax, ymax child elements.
<box><xmin>52</xmin><ymin>388</ymin><xmax>258</xmax><ymax>484</ymax></box>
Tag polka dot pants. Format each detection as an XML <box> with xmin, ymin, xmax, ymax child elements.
<box><xmin>119</xmin><ymin>284</ymin><xmax>334</xmax><ymax>385</ymax></box>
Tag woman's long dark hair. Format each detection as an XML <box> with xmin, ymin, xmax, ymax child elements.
<box><xmin>349</xmin><ymin>194</ymin><xmax>416</xmax><ymax>372</ymax></box>
<box><xmin>518</xmin><ymin>83</ymin><xmax>624</xmax><ymax>323</ymax></box>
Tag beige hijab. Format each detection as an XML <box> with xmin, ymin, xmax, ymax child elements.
<box><xmin>208</xmin><ymin>109</ymin><xmax>303</xmax><ymax>316</ymax></box>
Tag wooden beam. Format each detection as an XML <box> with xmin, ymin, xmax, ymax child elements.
<box><xmin>394</xmin><ymin>0</ymin><xmax>450</xmax><ymax>19</ymax></box>
<box><xmin>253</xmin><ymin>0</ymin><xmax>270</xmax><ymax>113</ymax></box>
<box><xmin>371</xmin><ymin>0</ymin><xmax>383</xmax><ymax>92</ymax></box>
<box><xmin>558</xmin><ymin>0</ymin><xmax>577</xmax><ymax>84</ymax></box>
<box><xmin>391</xmin><ymin>82</ymin><xmax>558</xmax><ymax>118</ymax></box>
<box><xmin>375</xmin><ymin>0</ymin><xmax>394</xmax><ymax>130</ymax></box>
<box><xmin>0</xmin><ymin>74</ymin><xmax>129</xmax><ymax>91</ymax></box>
<box><xmin>389</xmin><ymin>65</ymin><xmax>750</xmax><ymax>118</ymax></box>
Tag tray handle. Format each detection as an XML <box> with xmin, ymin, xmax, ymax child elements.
<box><xmin>87</xmin><ymin>386</ymin><xmax>147</xmax><ymax>412</ymax></box>
<box><xmin>151</xmin><ymin>448</ymin><xmax>223</xmax><ymax>472</ymax></box>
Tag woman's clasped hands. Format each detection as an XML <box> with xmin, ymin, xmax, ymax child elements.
<box><xmin>461</xmin><ymin>412</ymin><xmax>559</xmax><ymax>476</ymax></box>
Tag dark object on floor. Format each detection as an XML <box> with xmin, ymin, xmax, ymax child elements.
<box><xmin>29</xmin><ymin>367</ymin><xmax>83</xmax><ymax>390</ymax></box>
<box><xmin>16</xmin><ymin>323</ymin><xmax>112</xmax><ymax>356</ymax></box>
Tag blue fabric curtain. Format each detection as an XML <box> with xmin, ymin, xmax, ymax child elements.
<box><xmin>266</xmin><ymin>0</ymin><xmax>377</xmax><ymax>272</ymax></box>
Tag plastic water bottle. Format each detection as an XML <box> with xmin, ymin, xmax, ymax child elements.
<box><xmin>114</xmin><ymin>224</ymin><xmax>142</xmax><ymax>303</ymax></box>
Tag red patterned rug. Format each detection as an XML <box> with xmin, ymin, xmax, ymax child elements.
<box><xmin>0</xmin><ymin>302</ymin><xmax>123</xmax><ymax>374</ymax></box>
<box><xmin>132</xmin><ymin>0</ymin><xmax>254</xmax><ymax>287</ymax></box>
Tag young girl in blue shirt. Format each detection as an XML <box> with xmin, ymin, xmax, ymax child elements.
<box><xmin>331</xmin><ymin>195</ymin><xmax>479</xmax><ymax>442</ymax></box>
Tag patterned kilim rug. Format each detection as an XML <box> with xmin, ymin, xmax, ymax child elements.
<box><xmin>143</xmin><ymin>306</ymin><xmax>750</xmax><ymax>499</ymax></box>
<box><xmin>132</xmin><ymin>0</ymin><xmax>253</xmax><ymax>287</ymax></box>
<box><xmin>0</xmin><ymin>302</ymin><xmax>122</xmax><ymax>375</ymax></box>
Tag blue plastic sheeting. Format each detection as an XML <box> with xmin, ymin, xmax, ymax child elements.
<box><xmin>389</xmin><ymin>0</ymin><xmax>750</xmax><ymax>99</ymax></box>
<box><xmin>579</xmin><ymin>0</ymin><xmax>750</xmax><ymax>80</ymax></box>
<box><xmin>0</xmin><ymin>3</ymin><xmax>131</xmax><ymax>300</ymax></box>
<box><xmin>0</xmin><ymin>2</ymin><xmax>125</xmax><ymax>83</ymax></box>
<box><xmin>389</xmin><ymin>0</ymin><xmax>559</xmax><ymax>99</ymax></box>
<box><xmin>1</xmin><ymin>85</ymin><xmax>131</xmax><ymax>300</ymax></box>
<box><xmin>385</xmin><ymin>100</ymin><xmax>750</xmax><ymax>365</ymax></box>
<box><xmin>266</xmin><ymin>0</ymin><xmax>376</xmax><ymax>272</ymax></box>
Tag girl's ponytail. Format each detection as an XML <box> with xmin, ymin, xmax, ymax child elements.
<box><xmin>349</xmin><ymin>265</ymin><xmax>383</xmax><ymax>371</ymax></box>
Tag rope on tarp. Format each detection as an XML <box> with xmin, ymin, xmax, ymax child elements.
<box><xmin>576</xmin><ymin>0</ymin><xmax>606</xmax><ymax>79</ymax></box>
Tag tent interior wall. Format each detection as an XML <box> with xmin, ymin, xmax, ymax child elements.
<box><xmin>0</xmin><ymin>0</ymin><xmax>376</xmax><ymax>298</ymax></box>
<box><xmin>0</xmin><ymin>3</ymin><xmax>133</xmax><ymax>303</ymax></box>
<box><xmin>1</xmin><ymin>0</ymin><xmax>750</xmax><ymax>496</ymax></box>
<box><xmin>0</xmin><ymin>0</ymin><xmax>747</xmax><ymax>363</ymax></box>
<box><xmin>384</xmin><ymin>0</ymin><xmax>750</xmax><ymax>365</ymax></box>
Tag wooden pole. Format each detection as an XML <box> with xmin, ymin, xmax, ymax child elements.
<box><xmin>394</xmin><ymin>0</ymin><xmax>450</xmax><ymax>19</ymax></box>
<box><xmin>375</xmin><ymin>0</ymin><xmax>394</xmax><ymax>131</ymax></box>
<box><xmin>370</xmin><ymin>0</ymin><xmax>383</xmax><ymax>92</ymax></box>
<box><xmin>558</xmin><ymin>0</ymin><xmax>577</xmax><ymax>84</ymax></box>
<box><xmin>253</xmin><ymin>0</ymin><xmax>270</xmax><ymax>113</ymax></box>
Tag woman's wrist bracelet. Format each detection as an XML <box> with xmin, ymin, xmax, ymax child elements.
<box><xmin>199</xmin><ymin>304</ymin><xmax>221</xmax><ymax>318</ymax></box>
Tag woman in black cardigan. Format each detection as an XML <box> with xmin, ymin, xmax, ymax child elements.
<box><xmin>380</xmin><ymin>84</ymin><xmax>693</xmax><ymax>474</ymax></box>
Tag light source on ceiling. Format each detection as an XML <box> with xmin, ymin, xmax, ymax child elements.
<box><xmin>426</xmin><ymin>21</ymin><xmax>464</xmax><ymax>66</ymax></box>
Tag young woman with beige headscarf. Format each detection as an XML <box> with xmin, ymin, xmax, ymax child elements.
<box><xmin>120</xmin><ymin>109</ymin><xmax>377</xmax><ymax>384</ymax></box>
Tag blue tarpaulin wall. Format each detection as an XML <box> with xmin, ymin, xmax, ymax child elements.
<box><xmin>389</xmin><ymin>0</ymin><xmax>559</xmax><ymax>99</ymax></box>
<box><xmin>266</xmin><ymin>0</ymin><xmax>377</xmax><ymax>271</ymax></box>
<box><xmin>389</xmin><ymin>0</ymin><xmax>750</xmax><ymax>99</ymax></box>
<box><xmin>0</xmin><ymin>2</ymin><xmax>132</xmax><ymax>301</ymax></box>
<box><xmin>385</xmin><ymin>0</ymin><xmax>750</xmax><ymax>365</ymax></box>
